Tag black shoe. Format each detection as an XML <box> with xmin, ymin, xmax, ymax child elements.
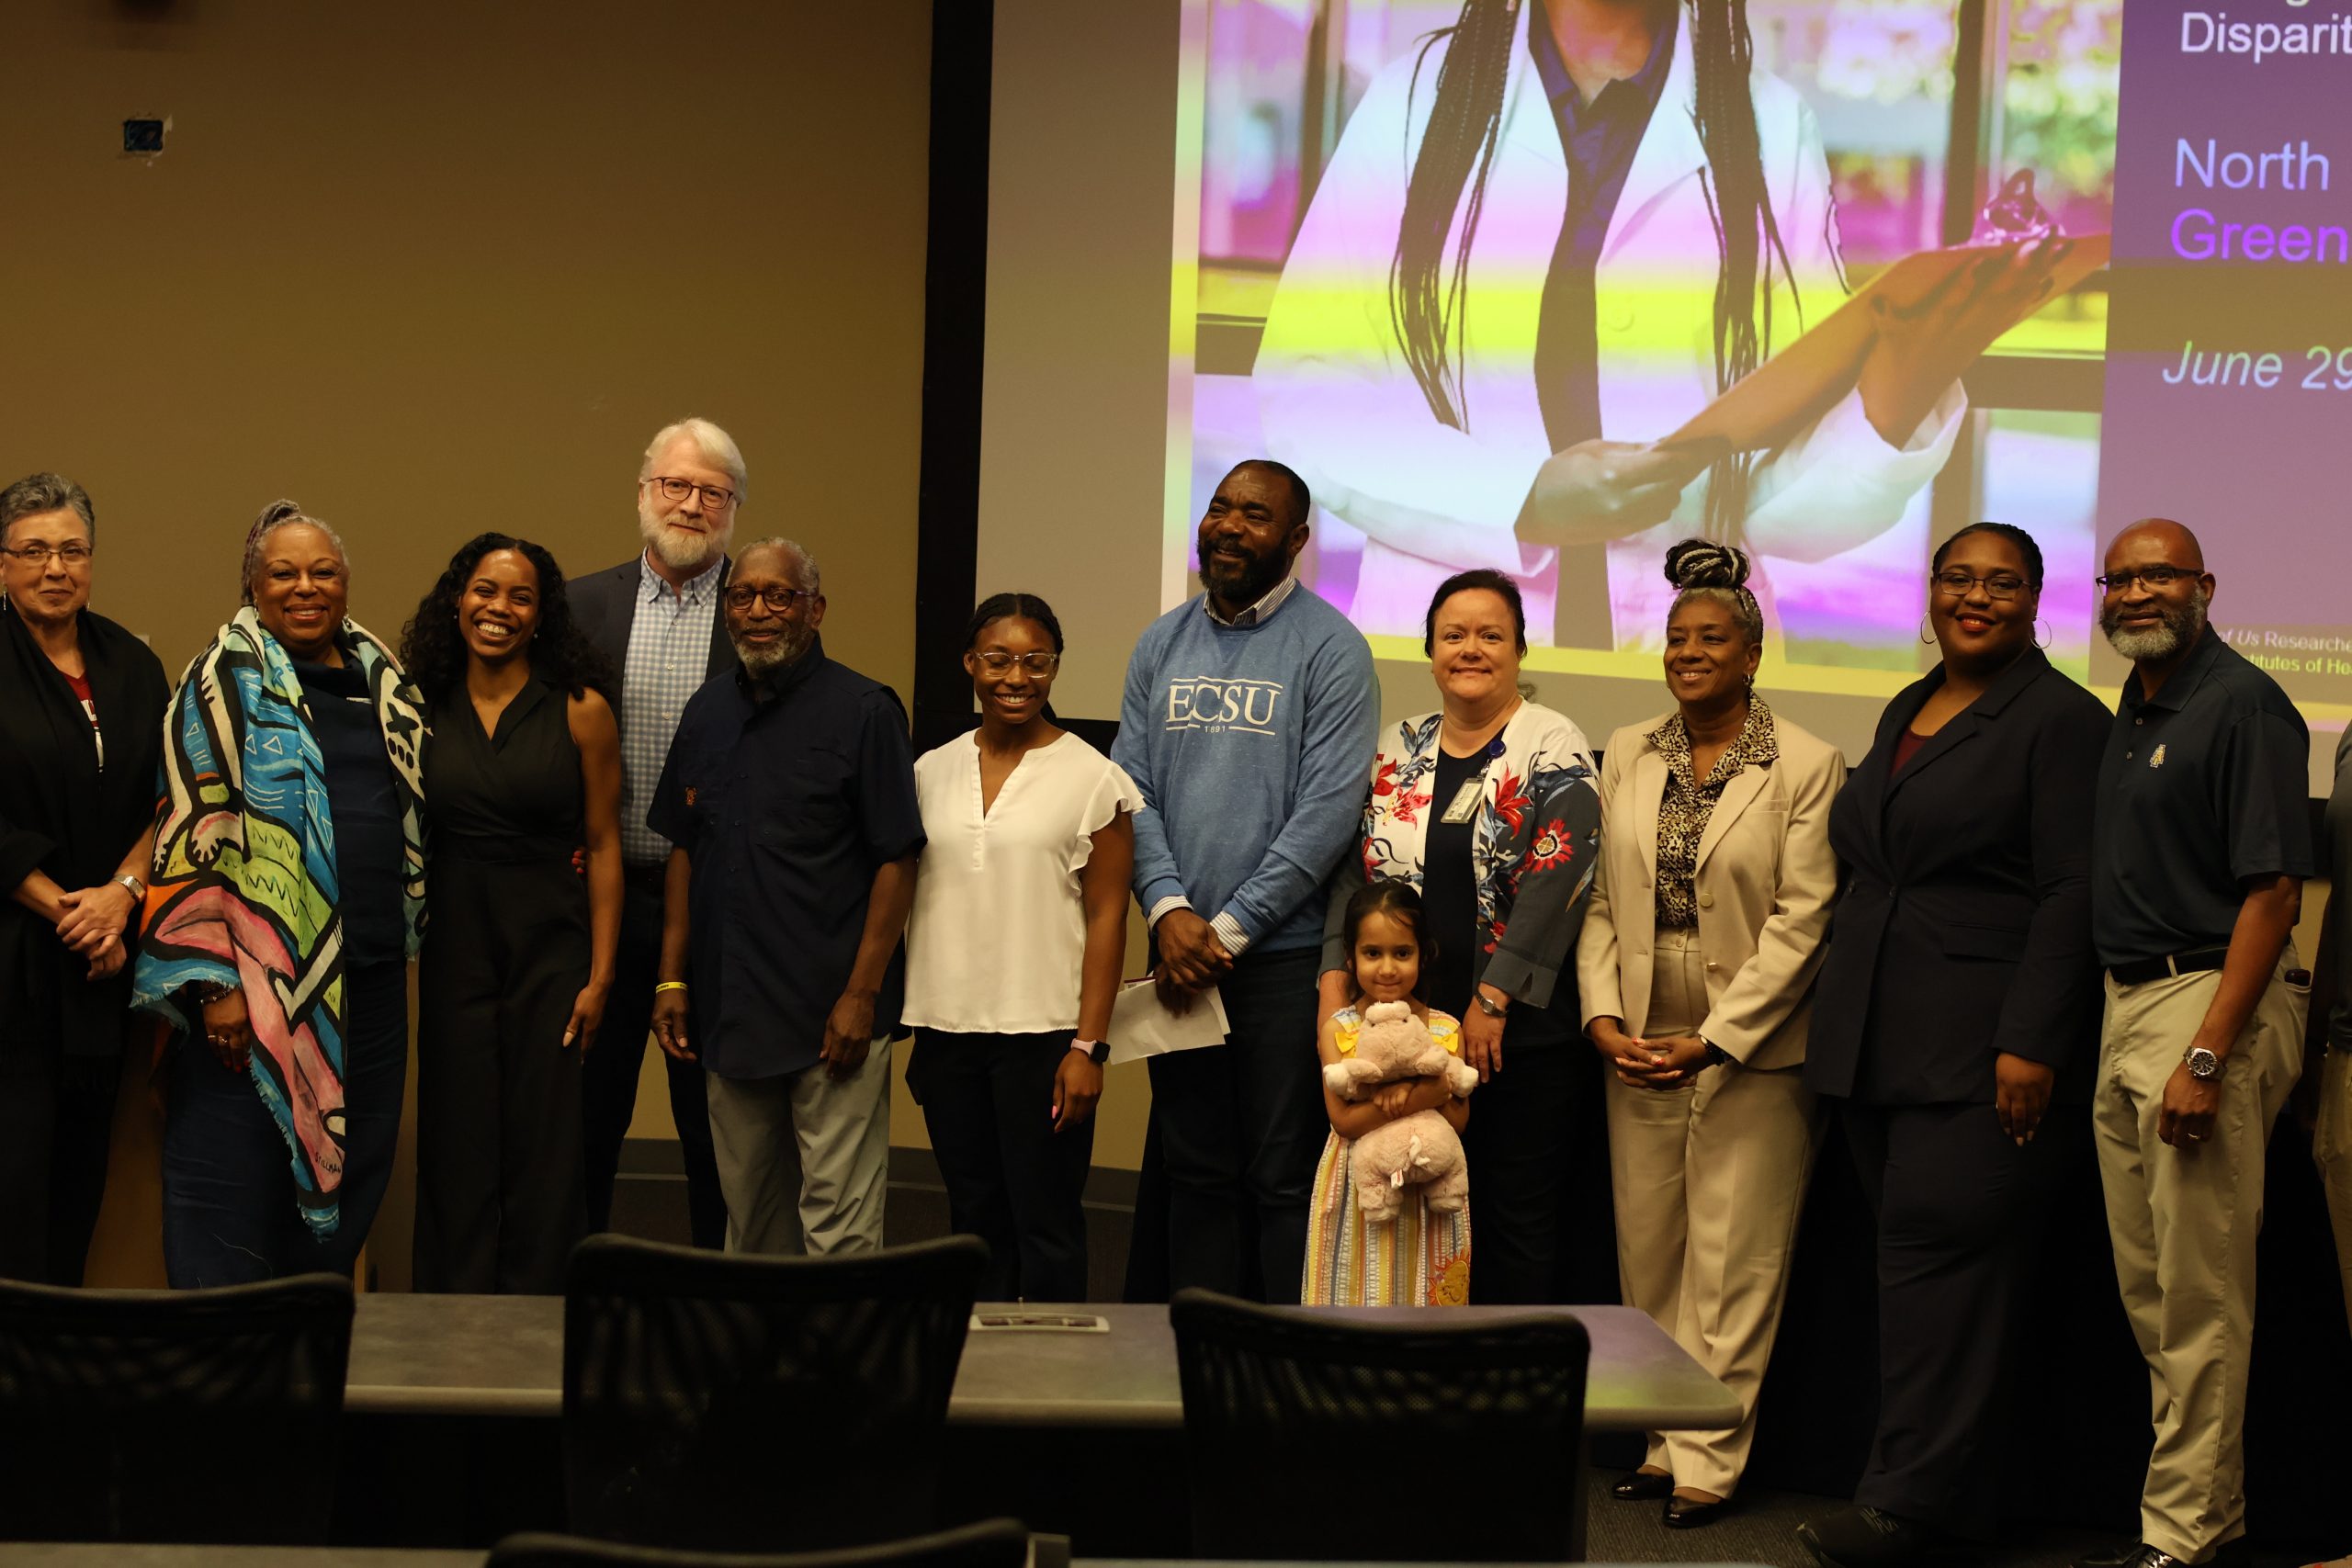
<box><xmin>1664</xmin><ymin>1493</ymin><xmax>1732</xmax><ymax>1529</ymax></box>
<box><xmin>2074</xmin><ymin>1543</ymin><xmax>2146</xmax><ymax>1568</ymax></box>
<box><xmin>1797</xmin><ymin>1506</ymin><xmax>1954</xmax><ymax>1568</ymax></box>
<box><xmin>1609</xmin><ymin>1468</ymin><xmax>1673</xmax><ymax>1502</ymax></box>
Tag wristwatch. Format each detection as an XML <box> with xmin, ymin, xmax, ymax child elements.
<box><xmin>2183</xmin><ymin>1045</ymin><xmax>2223</xmax><ymax>1081</ymax></box>
<box><xmin>113</xmin><ymin>872</ymin><xmax>147</xmax><ymax>902</ymax></box>
<box><xmin>1703</xmin><ymin>1040</ymin><xmax>1734</xmax><ymax>1067</ymax></box>
<box><xmin>1070</xmin><ymin>1039</ymin><xmax>1111</xmax><ymax>1066</ymax></box>
<box><xmin>1473</xmin><ymin>990</ymin><xmax>1509</xmax><ymax>1019</ymax></box>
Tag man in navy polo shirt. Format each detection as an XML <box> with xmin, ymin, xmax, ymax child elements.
<box><xmin>649</xmin><ymin>538</ymin><xmax>922</xmax><ymax>1256</ymax></box>
<box><xmin>2082</xmin><ymin>518</ymin><xmax>2312</xmax><ymax>1568</ymax></box>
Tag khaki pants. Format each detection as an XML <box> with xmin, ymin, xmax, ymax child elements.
<box><xmin>1604</xmin><ymin>928</ymin><xmax>1824</xmax><ymax>1498</ymax></box>
<box><xmin>2093</xmin><ymin>951</ymin><xmax>2307</xmax><ymax>1562</ymax></box>
<box><xmin>706</xmin><ymin>1038</ymin><xmax>893</xmax><ymax>1257</ymax></box>
<box><xmin>2315</xmin><ymin>1045</ymin><xmax>2352</xmax><ymax>1339</ymax></box>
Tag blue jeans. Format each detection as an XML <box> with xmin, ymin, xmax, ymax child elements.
<box><xmin>163</xmin><ymin>960</ymin><xmax>409</xmax><ymax>1287</ymax></box>
<box><xmin>1146</xmin><ymin>946</ymin><xmax>1325</xmax><ymax>1303</ymax></box>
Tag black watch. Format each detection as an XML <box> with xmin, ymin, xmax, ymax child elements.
<box><xmin>1071</xmin><ymin>1038</ymin><xmax>1111</xmax><ymax>1066</ymax></box>
<box><xmin>1703</xmin><ymin>1041</ymin><xmax>1733</xmax><ymax>1067</ymax></box>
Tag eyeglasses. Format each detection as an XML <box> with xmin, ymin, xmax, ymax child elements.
<box><xmin>1931</xmin><ymin>569</ymin><xmax>2029</xmax><ymax>601</ymax></box>
<box><xmin>975</xmin><ymin>651</ymin><xmax>1059</xmax><ymax>677</ymax></box>
<box><xmin>646</xmin><ymin>476</ymin><xmax>737</xmax><ymax>510</ymax></box>
<box><xmin>723</xmin><ymin>585</ymin><xmax>815</xmax><ymax>614</ymax></box>
<box><xmin>3</xmin><ymin>543</ymin><xmax>93</xmax><ymax>567</ymax></box>
<box><xmin>2095</xmin><ymin>565</ymin><xmax>2199</xmax><ymax>594</ymax></box>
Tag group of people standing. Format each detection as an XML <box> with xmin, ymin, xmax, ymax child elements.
<box><xmin>0</xmin><ymin>435</ymin><xmax>2344</xmax><ymax>1568</ymax></box>
<box><xmin>1100</xmin><ymin>462</ymin><xmax>2335</xmax><ymax>1568</ymax></box>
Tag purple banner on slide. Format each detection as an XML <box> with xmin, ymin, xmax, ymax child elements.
<box><xmin>2096</xmin><ymin>2</ymin><xmax>2352</xmax><ymax>702</ymax></box>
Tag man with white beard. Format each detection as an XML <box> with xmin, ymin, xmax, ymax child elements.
<box><xmin>2078</xmin><ymin>518</ymin><xmax>2313</xmax><ymax>1568</ymax></box>
<box><xmin>566</xmin><ymin>416</ymin><xmax>746</xmax><ymax>1250</ymax></box>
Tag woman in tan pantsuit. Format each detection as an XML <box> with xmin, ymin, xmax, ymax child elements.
<box><xmin>1577</xmin><ymin>541</ymin><xmax>1842</xmax><ymax>1529</ymax></box>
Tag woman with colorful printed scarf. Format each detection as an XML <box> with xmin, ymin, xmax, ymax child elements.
<box><xmin>131</xmin><ymin>500</ymin><xmax>427</xmax><ymax>1286</ymax></box>
<box><xmin>1317</xmin><ymin>568</ymin><xmax>1604</xmax><ymax>1305</ymax></box>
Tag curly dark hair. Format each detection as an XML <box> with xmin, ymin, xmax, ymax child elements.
<box><xmin>398</xmin><ymin>532</ymin><xmax>614</xmax><ymax>703</ymax></box>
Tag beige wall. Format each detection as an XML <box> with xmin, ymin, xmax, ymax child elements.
<box><xmin>23</xmin><ymin>0</ymin><xmax>935</xmax><ymax>1285</ymax></box>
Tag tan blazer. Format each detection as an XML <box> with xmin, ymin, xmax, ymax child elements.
<box><xmin>1576</xmin><ymin>710</ymin><xmax>1843</xmax><ymax>1072</ymax></box>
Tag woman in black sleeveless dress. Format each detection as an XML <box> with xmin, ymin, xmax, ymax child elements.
<box><xmin>401</xmin><ymin>534</ymin><xmax>622</xmax><ymax>1292</ymax></box>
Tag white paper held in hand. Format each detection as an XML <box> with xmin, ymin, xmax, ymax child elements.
<box><xmin>1104</xmin><ymin>978</ymin><xmax>1229</xmax><ymax>1066</ymax></box>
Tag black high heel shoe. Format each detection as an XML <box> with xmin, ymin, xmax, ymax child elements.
<box><xmin>1609</xmin><ymin>1469</ymin><xmax>1673</xmax><ymax>1502</ymax></box>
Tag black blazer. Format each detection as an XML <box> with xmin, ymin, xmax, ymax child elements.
<box><xmin>1805</xmin><ymin>647</ymin><xmax>2109</xmax><ymax>1105</ymax></box>
<box><xmin>566</xmin><ymin>554</ymin><xmax>737</xmax><ymax>737</ymax></box>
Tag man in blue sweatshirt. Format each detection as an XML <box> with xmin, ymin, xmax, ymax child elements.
<box><xmin>1113</xmin><ymin>458</ymin><xmax>1377</xmax><ymax>1302</ymax></box>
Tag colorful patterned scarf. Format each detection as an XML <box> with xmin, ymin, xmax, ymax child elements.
<box><xmin>131</xmin><ymin>607</ymin><xmax>427</xmax><ymax>1237</ymax></box>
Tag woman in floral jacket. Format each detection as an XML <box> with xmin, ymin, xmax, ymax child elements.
<box><xmin>1319</xmin><ymin>569</ymin><xmax>1602</xmax><ymax>1303</ymax></box>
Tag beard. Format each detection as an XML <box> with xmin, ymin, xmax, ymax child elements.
<box><xmin>1201</xmin><ymin>547</ymin><xmax>1285</xmax><ymax>608</ymax></box>
<box><xmin>2101</xmin><ymin>586</ymin><xmax>2210</xmax><ymax>662</ymax></box>
<box><xmin>732</xmin><ymin>623</ymin><xmax>813</xmax><ymax>679</ymax></box>
<box><xmin>637</xmin><ymin>499</ymin><xmax>731</xmax><ymax>572</ymax></box>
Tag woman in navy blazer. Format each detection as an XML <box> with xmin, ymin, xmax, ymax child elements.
<box><xmin>1797</xmin><ymin>524</ymin><xmax>2109</xmax><ymax>1568</ymax></box>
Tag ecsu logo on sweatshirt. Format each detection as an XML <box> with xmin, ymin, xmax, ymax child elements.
<box><xmin>1166</xmin><ymin>676</ymin><xmax>1284</xmax><ymax>736</ymax></box>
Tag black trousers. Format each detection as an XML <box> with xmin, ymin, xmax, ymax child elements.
<box><xmin>162</xmin><ymin>959</ymin><xmax>408</xmax><ymax>1287</ymax></box>
<box><xmin>0</xmin><ymin>1040</ymin><xmax>116</xmax><ymax>1286</ymax></box>
<box><xmin>1147</xmin><ymin>946</ymin><xmax>1326</xmax><ymax>1303</ymax></box>
<box><xmin>1459</xmin><ymin>1037</ymin><xmax>1614</xmax><ymax>1304</ymax></box>
<box><xmin>1841</xmin><ymin>1098</ymin><xmax>2074</xmax><ymax>1539</ymax></box>
<box><xmin>913</xmin><ymin>1029</ymin><xmax>1095</xmax><ymax>1301</ymax></box>
<box><xmin>581</xmin><ymin>881</ymin><xmax>726</xmax><ymax>1248</ymax></box>
<box><xmin>413</xmin><ymin>849</ymin><xmax>591</xmax><ymax>1293</ymax></box>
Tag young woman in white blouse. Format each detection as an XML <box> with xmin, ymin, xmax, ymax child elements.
<box><xmin>902</xmin><ymin>592</ymin><xmax>1139</xmax><ymax>1301</ymax></box>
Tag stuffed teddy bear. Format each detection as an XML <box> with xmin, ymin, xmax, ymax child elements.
<box><xmin>1323</xmin><ymin>999</ymin><xmax>1478</xmax><ymax>1219</ymax></box>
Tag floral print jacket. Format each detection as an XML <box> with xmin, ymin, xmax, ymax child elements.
<box><xmin>1322</xmin><ymin>702</ymin><xmax>1601</xmax><ymax>1009</ymax></box>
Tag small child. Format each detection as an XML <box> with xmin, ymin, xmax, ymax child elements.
<box><xmin>1301</xmin><ymin>881</ymin><xmax>1473</xmax><ymax>1306</ymax></box>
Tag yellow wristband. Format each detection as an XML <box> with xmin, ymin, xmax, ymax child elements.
<box><xmin>654</xmin><ymin>981</ymin><xmax>689</xmax><ymax>995</ymax></box>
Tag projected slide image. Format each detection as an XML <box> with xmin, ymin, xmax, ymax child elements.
<box><xmin>1170</xmin><ymin>0</ymin><xmax>2118</xmax><ymax>696</ymax></box>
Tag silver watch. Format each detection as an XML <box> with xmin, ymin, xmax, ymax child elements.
<box><xmin>2183</xmin><ymin>1045</ymin><xmax>2223</xmax><ymax>1081</ymax></box>
<box><xmin>114</xmin><ymin>872</ymin><xmax>147</xmax><ymax>902</ymax></box>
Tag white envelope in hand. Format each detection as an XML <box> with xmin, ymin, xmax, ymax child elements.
<box><xmin>1105</xmin><ymin>978</ymin><xmax>1229</xmax><ymax>1066</ymax></box>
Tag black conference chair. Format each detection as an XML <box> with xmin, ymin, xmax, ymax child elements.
<box><xmin>0</xmin><ymin>1271</ymin><xmax>355</xmax><ymax>1543</ymax></box>
<box><xmin>562</xmin><ymin>1233</ymin><xmax>989</xmax><ymax>1552</ymax></box>
<box><xmin>488</xmin><ymin>1517</ymin><xmax>1032</xmax><ymax>1568</ymax></box>
<box><xmin>1169</xmin><ymin>1287</ymin><xmax>1592</xmax><ymax>1561</ymax></box>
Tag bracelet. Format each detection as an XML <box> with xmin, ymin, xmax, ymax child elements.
<box><xmin>192</xmin><ymin>979</ymin><xmax>237</xmax><ymax>1005</ymax></box>
<box><xmin>654</xmin><ymin>980</ymin><xmax>689</xmax><ymax>995</ymax></box>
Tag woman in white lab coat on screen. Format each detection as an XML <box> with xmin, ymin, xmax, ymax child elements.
<box><xmin>1255</xmin><ymin>0</ymin><xmax>2058</xmax><ymax>649</ymax></box>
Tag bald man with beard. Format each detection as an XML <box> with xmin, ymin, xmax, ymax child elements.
<box><xmin>2078</xmin><ymin>519</ymin><xmax>2314</xmax><ymax>1568</ymax></box>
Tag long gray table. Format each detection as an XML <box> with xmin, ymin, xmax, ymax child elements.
<box><xmin>345</xmin><ymin>1297</ymin><xmax>1740</xmax><ymax>1432</ymax></box>
<box><xmin>0</xmin><ymin>1553</ymin><xmax>1765</xmax><ymax>1568</ymax></box>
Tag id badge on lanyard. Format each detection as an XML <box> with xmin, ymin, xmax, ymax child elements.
<box><xmin>1438</xmin><ymin>735</ymin><xmax>1507</xmax><ymax>825</ymax></box>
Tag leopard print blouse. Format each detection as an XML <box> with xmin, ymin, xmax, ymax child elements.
<box><xmin>1648</xmin><ymin>700</ymin><xmax>1779</xmax><ymax>929</ymax></box>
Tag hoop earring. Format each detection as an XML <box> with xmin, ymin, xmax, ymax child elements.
<box><xmin>2035</xmin><ymin>616</ymin><xmax>2052</xmax><ymax>650</ymax></box>
<box><xmin>1919</xmin><ymin>615</ymin><xmax>1935</xmax><ymax>646</ymax></box>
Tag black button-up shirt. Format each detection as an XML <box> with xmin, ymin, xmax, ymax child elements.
<box><xmin>648</xmin><ymin>636</ymin><xmax>924</xmax><ymax>1078</ymax></box>
<box><xmin>2092</xmin><ymin>627</ymin><xmax>2313</xmax><ymax>967</ymax></box>
<box><xmin>1529</xmin><ymin>0</ymin><xmax>1677</xmax><ymax>454</ymax></box>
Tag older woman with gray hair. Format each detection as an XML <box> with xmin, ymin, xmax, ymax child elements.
<box><xmin>0</xmin><ymin>473</ymin><xmax>169</xmax><ymax>1284</ymax></box>
<box><xmin>1577</xmin><ymin>539</ymin><xmax>1844</xmax><ymax>1528</ymax></box>
<box><xmin>131</xmin><ymin>500</ymin><xmax>427</xmax><ymax>1286</ymax></box>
